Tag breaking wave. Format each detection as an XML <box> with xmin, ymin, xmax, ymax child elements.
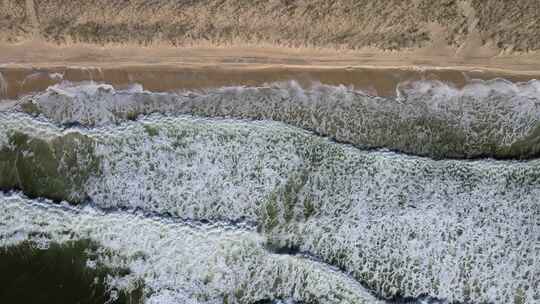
<box><xmin>17</xmin><ymin>79</ymin><xmax>540</xmax><ymax>159</ymax></box>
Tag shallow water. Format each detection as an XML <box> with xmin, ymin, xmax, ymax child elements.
<box><xmin>0</xmin><ymin>79</ymin><xmax>539</xmax><ymax>304</ymax></box>
<box><xmin>0</xmin><ymin>239</ymin><xmax>143</xmax><ymax>304</ymax></box>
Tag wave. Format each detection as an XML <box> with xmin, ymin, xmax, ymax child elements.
<box><xmin>0</xmin><ymin>112</ymin><xmax>538</xmax><ymax>303</ymax></box>
<box><xmin>17</xmin><ymin>79</ymin><xmax>540</xmax><ymax>159</ymax></box>
<box><xmin>0</xmin><ymin>192</ymin><xmax>380</xmax><ymax>304</ymax></box>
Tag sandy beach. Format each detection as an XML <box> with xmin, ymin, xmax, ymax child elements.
<box><xmin>1</xmin><ymin>42</ymin><xmax>540</xmax><ymax>99</ymax></box>
<box><xmin>3</xmin><ymin>0</ymin><xmax>540</xmax><ymax>98</ymax></box>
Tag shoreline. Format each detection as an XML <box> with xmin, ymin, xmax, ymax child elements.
<box><xmin>1</xmin><ymin>43</ymin><xmax>540</xmax><ymax>99</ymax></box>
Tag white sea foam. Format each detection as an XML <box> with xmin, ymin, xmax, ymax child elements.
<box><xmin>0</xmin><ymin>192</ymin><xmax>381</xmax><ymax>304</ymax></box>
<box><xmin>49</xmin><ymin>72</ymin><xmax>64</xmax><ymax>81</ymax></box>
<box><xmin>1</xmin><ymin>111</ymin><xmax>538</xmax><ymax>303</ymax></box>
<box><xmin>23</xmin><ymin>81</ymin><xmax>175</xmax><ymax>126</ymax></box>
<box><xmin>18</xmin><ymin>79</ymin><xmax>540</xmax><ymax>158</ymax></box>
<box><xmin>0</xmin><ymin>125</ymin><xmax>8</xmax><ymax>148</ymax></box>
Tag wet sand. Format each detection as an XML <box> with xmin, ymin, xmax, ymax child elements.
<box><xmin>1</xmin><ymin>42</ymin><xmax>540</xmax><ymax>99</ymax></box>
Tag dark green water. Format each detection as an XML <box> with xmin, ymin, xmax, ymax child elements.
<box><xmin>0</xmin><ymin>239</ymin><xmax>143</xmax><ymax>304</ymax></box>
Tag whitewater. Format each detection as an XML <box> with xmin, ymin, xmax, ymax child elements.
<box><xmin>0</xmin><ymin>79</ymin><xmax>539</xmax><ymax>304</ymax></box>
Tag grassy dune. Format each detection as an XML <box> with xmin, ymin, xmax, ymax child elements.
<box><xmin>1</xmin><ymin>0</ymin><xmax>539</xmax><ymax>52</ymax></box>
